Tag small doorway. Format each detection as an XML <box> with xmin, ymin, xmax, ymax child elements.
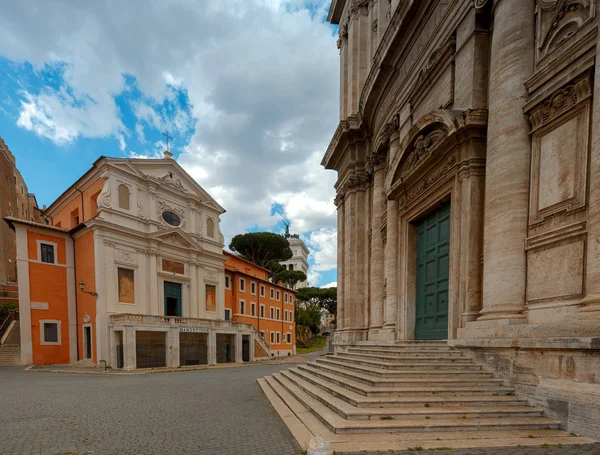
<box><xmin>83</xmin><ymin>325</ymin><xmax>92</xmax><ymax>359</ymax></box>
<box><xmin>415</xmin><ymin>202</ymin><xmax>450</xmax><ymax>340</ymax></box>
<box><xmin>216</xmin><ymin>334</ymin><xmax>235</xmax><ymax>363</ymax></box>
<box><xmin>164</xmin><ymin>281</ymin><xmax>182</xmax><ymax>317</ymax></box>
<box><xmin>242</xmin><ymin>335</ymin><xmax>250</xmax><ymax>362</ymax></box>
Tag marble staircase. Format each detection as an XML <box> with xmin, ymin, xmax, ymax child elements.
<box><xmin>258</xmin><ymin>341</ymin><xmax>594</xmax><ymax>452</ymax></box>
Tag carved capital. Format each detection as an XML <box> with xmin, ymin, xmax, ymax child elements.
<box><xmin>366</xmin><ymin>148</ymin><xmax>388</xmax><ymax>174</ymax></box>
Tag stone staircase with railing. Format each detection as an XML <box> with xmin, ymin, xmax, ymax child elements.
<box><xmin>258</xmin><ymin>341</ymin><xmax>593</xmax><ymax>452</ymax></box>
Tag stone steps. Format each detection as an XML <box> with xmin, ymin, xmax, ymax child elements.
<box><xmin>333</xmin><ymin>355</ymin><xmax>482</xmax><ymax>370</ymax></box>
<box><xmin>316</xmin><ymin>357</ymin><xmax>493</xmax><ymax>379</ymax></box>
<box><xmin>304</xmin><ymin>361</ymin><xmax>503</xmax><ymax>387</ymax></box>
<box><xmin>347</xmin><ymin>347</ymin><xmax>463</xmax><ymax>355</ymax></box>
<box><xmin>267</xmin><ymin>374</ymin><xmax>559</xmax><ymax>434</ymax></box>
<box><xmin>0</xmin><ymin>346</ymin><xmax>21</xmax><ymax>365</ymax></box>
<box><xmin>337</xmin><ymin>351</ymin><xmax>472</xmax><ymax>362</ymax></box>
<box><xmin>290</xmin><ymin>365</ymin><xmax>515</xmax><ymax>397</ymax></box>
<box><xmin>259</xmin><ymin>342</ymin><xmax>590</xmax><ymax>449</ymax></box>
<box><xmin>278</xmin><ymin>370</ymin><xmax>540</xmax><ymax>420</ymax></box>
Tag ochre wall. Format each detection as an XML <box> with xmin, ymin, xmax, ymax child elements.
<box><xmin>27</xmin><ymin>231</ymin><xmax>70</xmax><ymax>365</ymax></box>
<box><xmin>224</xmin><ymin>255</ymin><xmax>295</xmax><ymax>353</ymax></box>
<box><xmin>51</xmin><ymin>178</ymin><xmax>104</xmax><ymax>229</ymax></box>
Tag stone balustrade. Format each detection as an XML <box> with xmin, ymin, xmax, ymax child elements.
<box><xmin>110</xmin><ymin>313</ymin><xmax>253</xmax><ymax>331</ymax></box>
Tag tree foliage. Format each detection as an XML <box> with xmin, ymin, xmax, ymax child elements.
<box><xmin>294</xmin><ymin>301</ymin><xmax>322</xmax><ymax>335</ymax></box>
<box><xmin>295</xmin><ymin>286</ymin><xmax>337</xmax><ymax>315</ymax></box>
<box><xmin>272</xmin><ymin>270</ymin><xmax>307</xmax><ymax>289</ymax></box>
<box><xmin>229</xmin><ymin>232</ymin><xmax>292</xmax><ymax>276</ymax></box>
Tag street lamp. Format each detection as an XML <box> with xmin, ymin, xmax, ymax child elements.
<box><xmin>78</xmin><ymin>281</ymin><xmax>98</xmax><ymax>297</ymax></box>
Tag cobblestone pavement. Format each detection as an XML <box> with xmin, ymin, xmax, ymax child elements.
<box><xmin>1</xmin><ymin>361</ymin><xmax>599</xmax><ymax>455</ymax></box>
<box><xmin>0</xmin><ymin>363</ymin><xmax>299</xmax><ymax>455</ymax></box>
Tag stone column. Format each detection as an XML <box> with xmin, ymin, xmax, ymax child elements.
<box><xmin>344</xmin><ymin>190</ymin><xmax>356</xmax><ymax>331</ymax></box>
<box><xmin>189</xmin><ymin>262</ymin><xmax>198</xmax><ymax>318</ymax></box>
<box><xmin>123</xmin><ymin>326</ymin><xmax>136</xmax><ymax>371</ymax></box>
<box><xmin>236</xmin><ymin>332</ymin><xmax>243</xmax><ymax>364</ymax></box>
<box><xmin>369</xmin><ymin>159</ymin><xmax>386</xmax><ymax>336</ymax></box>
<box><xmin>382</xmin><ymin>198</ymin><xmax>398</xmax><ymax>338</ymax></box>
<box><xmin>167</xmin><ymin>327</ymin><xmax>180</xmax><ymax>368</ymax></box>
<box><xmin>208</xmin><ymin>330</ymin><xmax>216</xmax><ymax>366</ymax></box>
<box><xmin>335</xmin><ymin>195</ymin><xmax>345</xmax><ymax>330</ymax></box>
<box><xmin>478</xmin><ymin>0</ymin><xmax>534</xmax><ymax>322</ymax></box>
<box><xmin>578</xmin><ymin>37</ymin><xmax>600</xmax><ymax>317</ymax></box>
<box><xmin>148</xmin><ymin>250</ymin><xmax>159</xmax><ymax>315</ymax></box>
<box><xmin>353</xmin><ymin>187</ymin><xmax>367</xmax><ymax>334</ymax></box>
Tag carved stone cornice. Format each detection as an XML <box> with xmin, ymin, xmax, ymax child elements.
<box><xmin>528</xmin><ymin>75</ymin><xmax>592</xmax><ymax>131</ymax></box>
<box><xmin>397</xmin><ymin>154</ymin><xmax>457</xmax><ymax>209</ymax></box>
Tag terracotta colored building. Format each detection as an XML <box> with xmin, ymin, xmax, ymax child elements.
<box><xmin>225</xmin><ymin>252</ymin><xmax>296</xmax><ymax>357</ymax></box>
<box><xmin>6</xmin><ymin>154</ymin><xmax>270</xmax><ymax>368</ymax></box>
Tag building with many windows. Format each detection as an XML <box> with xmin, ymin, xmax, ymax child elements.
<box><xmin>6</xmin><ymin>152</ymin><xmax>270</xmax><ymax>369</ymax></box>
<box><xmin>225</xmin><ymin>252</ymin><xmax>296</xmax><ymax>357</ymax></box>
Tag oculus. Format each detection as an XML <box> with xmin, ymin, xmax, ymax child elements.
<box><xmin>162</xmin><ymin>210</ymin><xmax>181</xmax><ymax>227</ymax></box>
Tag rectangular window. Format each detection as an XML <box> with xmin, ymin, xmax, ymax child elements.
<box><xmin>206</xmin><ymin>284</ymin><xmax>216</xmax><ymax>312</ymax></box>
<box><xmin>276</xmin><ymin>308</ymin><xmax>280</xmax><ymax>320</ymax></box>
<box><xmin>276</xmin><ymin>332</ymin><xmax>280</xmax><ymax>344</ymax></box>
<box><xmin>43</xmin><ymin>322</ymin><xmax>59</xmax><ymax>343</ymax></box>
<box><xmin>260</xmin><ymin>305</ymin><xmax>265</xmax><ymax>318</ymax></box>
<box><xmin>260</xmin><ymin>330</ymin><xmax>265</xmax><ymax>338</ymax></box>
<box><xmin>239</xmin><ymin>278</ymin><xmax>246</xmax><ymax>292</ymax></box>
<box><xmin>224</xmin><ymin>309</ymin><xmax>232</xmax><ymax>321</ymax></box>
<box><xmin>276</xmin><ymin>290</ymin><xmax>280</xmax><ymax>301</ymax></box>
<box><xmin>40</xmin><ymin>243</ymin><xmax>55</xmax><ymax>264</ymax></box>
<box><xmin>251</xmin><ymin>302</ymin><xmax>256</xmax><ymax>316</ymax></box>
<box><xmin>287</xmin><ymin>333</ymin><xmax>292</xmax><ymax>344</ymax></box>
<box><xmin>270</xmin><ymin>307</ymin><xmax>274</xmax><ymax>319</ymax></box>
<box><xmin>260</xmin><ymin>285</ymin><xmax>265</xmax><ymax>297</ymax></box>
<box><xmin>251</xmin><ymin>282</ymin><xmax>256</xmax><ymax>295</ymax></box>
<box><xmin>270</xmin><ymin>288</ymin><xmax>274</xmax><ymax>299</ymax></box>
<box><xmin>118</xmin><ymin>268</ymin><xmax>135</xmax><ymax>304</ymax></box>
<box><xmin>284</xmin><ymin>310</ymin><xmax>287</xmax><ymax>321</ymax></box>
<box><xmin>239</xmin><ymin>300</ymin><xmax>245</xmax><ymax>315</ymax></box>
<box><xmin>270</xmin><ymin>332</ymin><xmax>274</xmax><ymax>344</ymax></box>
<box><xmin>225</xmin><ymin>275</ymin><xmax>231</xmax><ymax>289</ymax></box>
<box><xmin>290</xmin><ymin>311</ymin><xmax>293</xmax><ymax>322</ymax></box>
<box><xmin>290</xmin><ymin>295</ymin><xmax>294</xmax><ymax>305</ymax></box>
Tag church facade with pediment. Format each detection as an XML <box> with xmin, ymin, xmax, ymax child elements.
<box><xmin>7</xmin><ymin>153</ymin><xmax>271</xmax><ymax>370</ymax></box>
<box><xmin>323</xmin><ymin>0</ymin><xmax>600</xmax><ymax>437</ymax></box>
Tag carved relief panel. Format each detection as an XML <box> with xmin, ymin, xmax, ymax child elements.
<box><xmin>528</xmin><ymin>75</ymin><xmax>592</xmax><ymax>227</ymax></box>
<box><xmin>535</xmin><ymin>0</ymin><xmax>595</xmax><ymax>63</ymax></box>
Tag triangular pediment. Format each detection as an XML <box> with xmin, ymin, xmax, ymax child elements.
<box><xmin>151</xmin><ymin>228</ymin><xmax>202</xmax><ymax>251</ymax></box>
<box><xmin>130</xmin><ymin>159</ymin><xmax>226</xmax><ymax>214</ymax></box>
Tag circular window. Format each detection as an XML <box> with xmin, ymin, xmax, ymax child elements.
<box><xmin>162</xmin><ymin>211</ymin><xmax>181</xmax><ymax>227</ymax></box>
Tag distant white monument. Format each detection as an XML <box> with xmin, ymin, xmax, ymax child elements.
<box><xmin>280</xmin><ymin>221</ymin><xmax>310</xmax><ymax>288</ymax></box>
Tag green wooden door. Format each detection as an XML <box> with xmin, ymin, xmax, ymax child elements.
<box><xmin>415</xmin><ymin>202</ymin><xmax>450</xmax><ymax>340</ymax></box>
<box><xmin>164</xmin><ymin>281</ymin><xmax>182</xmax><ymax>317</ymax></box>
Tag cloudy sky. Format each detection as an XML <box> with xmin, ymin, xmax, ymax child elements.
<box><xmin>0</xmin><ymin>0</ymin><xmax>340</xmax><ymax>287</ymax></box>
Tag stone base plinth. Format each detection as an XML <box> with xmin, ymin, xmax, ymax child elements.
<box><xmin>450</xmin><ymin>337</ymin><xmax>600</xmax><ymax>440</ymax></box>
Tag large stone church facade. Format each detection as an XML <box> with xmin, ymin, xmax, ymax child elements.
<box><xmin>324</xmin><ymin>0</ymin><xmax>600</xmax><ymax>436</ymax></box>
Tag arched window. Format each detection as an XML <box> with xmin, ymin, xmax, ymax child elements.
<box><xmin>206</xmin><ymin>217</ymin><xmax>215</xmax><ymax>238</ymax></box>
<box><xmin>118</xmin><ymin>184</ymin><xmax>130</xmax><ymax>210</ymax></box>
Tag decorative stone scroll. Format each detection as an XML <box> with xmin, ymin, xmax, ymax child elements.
<box><xmin>529</xmin><ymin>76</ymin><xmax>592</xmax><ymax>130</ymax></box>
<box><xmin>204</xmin><ymin>268</ymin><xmax>218</xmax><ymax>282</ymax></box>
<box><xmin>160</xmin><ymin>172</ymin><xmax>188</xmax><ymax>193</ymax></box>
<box><xmin>137</xmin><ymin>201</ymin><xmax>146</xmax><ymax>220</ymax></box>
<box><xmin>401</xmin><ymin>128</ymin><xmax>447</xmax><ymax>179</ymax></box>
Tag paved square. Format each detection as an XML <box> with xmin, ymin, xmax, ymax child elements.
<box><xmin>0</xmin><ymin>364</ymin><xmax>299</xmax><ymax>455</ymax></box>
<box><xmin>1</xmin><ymin>363</ymin><xmax>598</xmax><ymax>455</ymax></box>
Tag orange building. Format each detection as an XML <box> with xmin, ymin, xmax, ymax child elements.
<box><xmin>224</xmin><ymin>252</ymin><xmax>296</xmax><ymax>357</ymax></box>
<box><xmin>6</xmin><ymin>154</ymin><xmax>272</xmax><ymax>368</ymax></box>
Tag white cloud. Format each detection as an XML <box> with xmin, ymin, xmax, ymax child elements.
<box><xmin>307</xmin><ymin>270</ymin><xmax>323</xmax><ymax>287</ymax></box>
<box><xmin>0</xmin><ymin>0</ymin><xmax>340</xmax><ymax>272</ymax></box>
<box><xmin>320</xmin><ymin>281</ymin><xmax>337</xmax><ymax>288</ymax></box>
<box><xmin>306</xmin><ymin>228</ymin><xmax>337</xmax><ymax>272</ymax></box>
